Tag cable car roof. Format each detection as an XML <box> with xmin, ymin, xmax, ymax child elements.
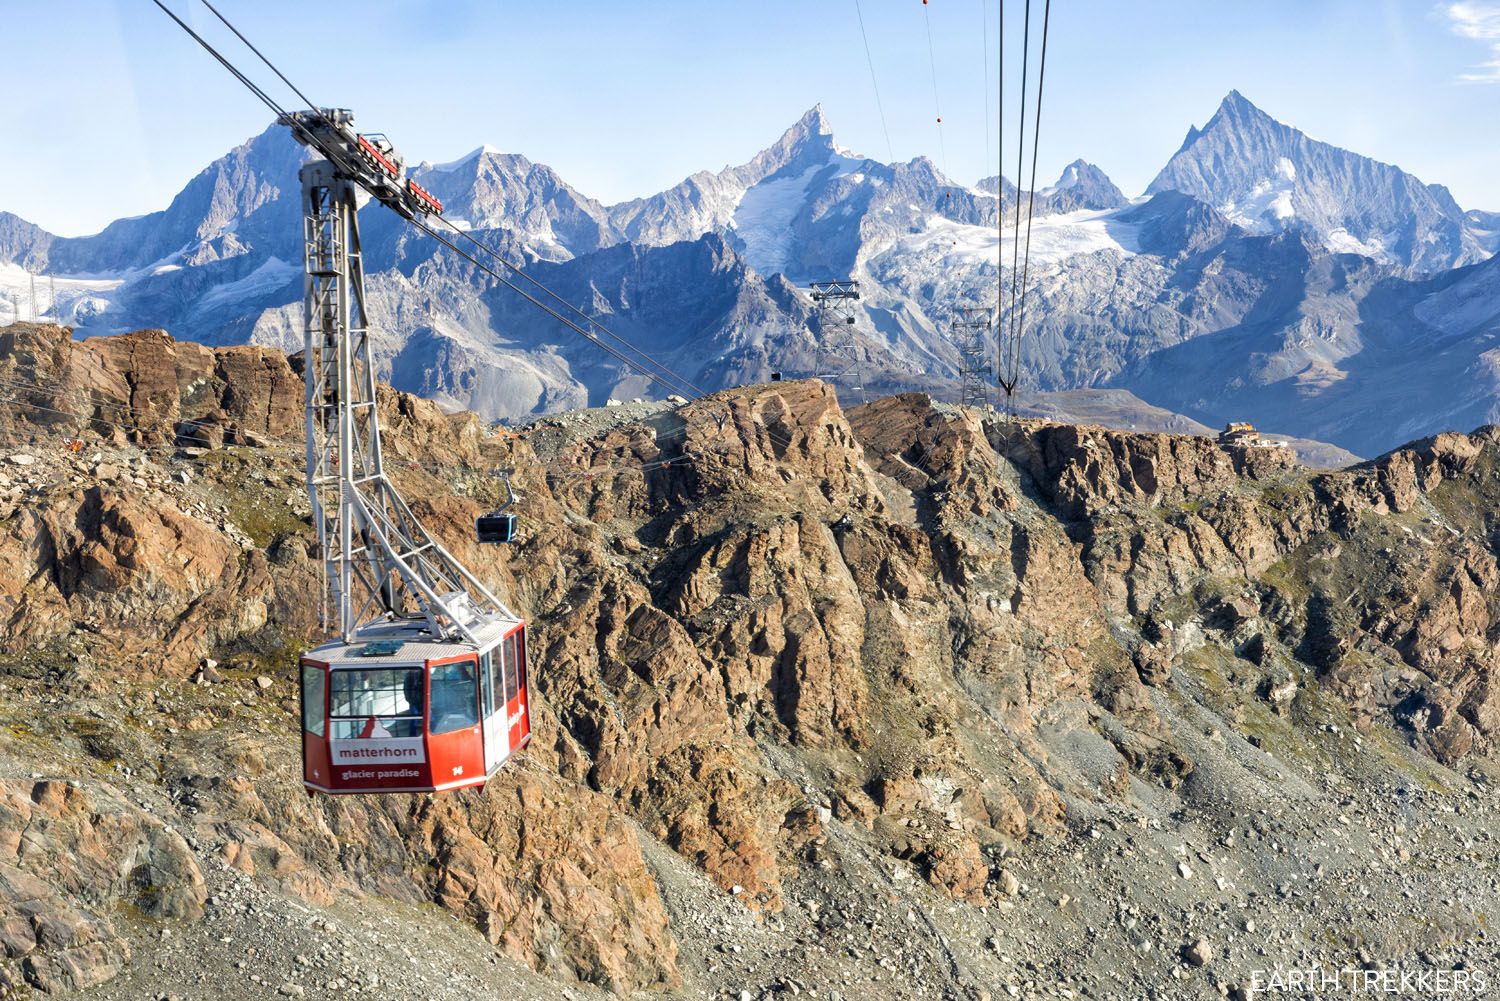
<box><xmin>305</xmin><ymin>616</ymin><xmax>521</xmax><ymax>668</ymax></box>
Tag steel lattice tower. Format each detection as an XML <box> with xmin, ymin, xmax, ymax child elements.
<box><xmin>299</xmin><ymin>158</ymin><xmax>514</xmax><ymax>644</ymax></box>
<box><xmin>951</xmin><ymin>306</ymin><xmax>993</xmax><ymax>408</ymax></box>
<box><xmin>808</xmin><ymin>280</ymin><xmax>866</xmax><ymax>406</ymax></box>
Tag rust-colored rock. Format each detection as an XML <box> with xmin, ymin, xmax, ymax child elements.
<box><xmin>7</xmin><ymin>322</ymin><xmax>1500</xmax><ymax>993</ymax></box>
<box><xmin>0</xmin><ymin>779</ymin><xmax>205</xmax><ymax>991</ymax></box>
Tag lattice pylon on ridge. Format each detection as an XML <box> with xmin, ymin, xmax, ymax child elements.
<box><xmin>952</xmin><ymin>305</ymin><xmax>994</xmax><ymax>409</ymax></box>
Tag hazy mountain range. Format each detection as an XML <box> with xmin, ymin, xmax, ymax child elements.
<box><xmin>2</xmin><ymin>91</ymin><xmax>1498</xmax><ymax>458</ymax></box>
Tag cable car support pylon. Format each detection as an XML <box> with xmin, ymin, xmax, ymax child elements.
<box><xmin>808</xmin><ymin>280</ymin><xmax>867</xmax><ymax>406</ymax></box>
<box><xmin>285</xmin><ymin>111</ymin><xmax>531</xmax><ymax>796</ymax></box>
<box><xmin>294</xmin><ymin>134</ymin><xmax>514</xmax><ymax>644</ymax></box>
<box><xmin>951</xmin><ymin>306</ymin><xmax>993</xmax><ymax>409</ymax></box>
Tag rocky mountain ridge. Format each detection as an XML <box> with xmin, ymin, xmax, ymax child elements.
<box><xmin>2</xmin><ymin>95</ymin><xmax>1498</xmax><ymax>460</ymax></box>
<box><xmin>1150</xmin><ymin>91</ymin><xmax>1495</xmax><ymax>273</ymax></box>
<box><xmin>1</xmin><ymin>320</ymin><xmax>1498</xmax><ymax>998</ymax></box>
<box><xmin>979</xmin><ymin>159</ymin><xmax>1127</xmax><ymax>215</ymax></box>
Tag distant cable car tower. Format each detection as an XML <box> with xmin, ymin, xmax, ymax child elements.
<box><xmin>284</xmin><ymin>109</ymin><xmax>529</xmax><ymax>796</ymax></box>
<box><xmin>951</xmin><ymin>305</ymin><xmax>993</xmax><ymax>408</ymax></box>
<box><xmin>808</xmin><ymin>279</ymin><xmax>866</xmax><ymax>405</ymax></box>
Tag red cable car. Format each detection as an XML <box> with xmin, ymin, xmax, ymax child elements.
<box><xmin>283</xmin><ymin>114</ymin><xmax>532</xmax><ymax>797</ymax></box>
<box><xmin>299</xmin><ymin>617</ymin><xmax>530</xmax><ymax>795</ymax></box>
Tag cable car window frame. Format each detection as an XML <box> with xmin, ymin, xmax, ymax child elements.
<box><xmin>429</xmin><ymin>659</ymin><xmax>481</xmax><ymax>736</ymax></box>
<box><xmin>328</xmin><ymin>666</ymin><xmax>424</xmax><ymax>739</ymax></box>
<box><xmin>514</xmin><ymin>629</ymin><xmax>527</xmax><ymax>697</ymax></box>
<box><xmin>488</xmin><ymin>647</ymin><xmax>506</xmax><ymax>715</ymax></box>
<box><xmin>503</xmin><ymin>631</ymin><xmax>522</xmax><ymax>703</ymax></box>
<box><xmin>300</xmin><ymin>663</ymin><xmax>325</xmax><ymax>737</ymax></box>
<box><xmin>479</xmin><ymin>651</ymin><xmax>495</xmax><ymax>717</ymax></box>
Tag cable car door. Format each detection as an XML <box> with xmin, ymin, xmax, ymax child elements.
<box><xmin>480</xmin><ymin>648</ymin><xmax>505</xmax><ymax>776</ymax></box>
<box><xmin>426</xmin><ymin>654</ymin><xmax>484</xmax><ymax>790</ymax></box>
<box><xmin>505</xmin><ymin>627</ymin><xmax>530</xmax><ymax>753</ymax></box>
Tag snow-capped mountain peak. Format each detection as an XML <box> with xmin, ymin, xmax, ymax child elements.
<box><xmin>425</xmin><ymin>144</ymin><xmax>503</xmax><ymax>173</ymax></box>
<box><xmin>790</xmin><ymin>102</ymin><xmax>833</xmax><ymax>139</ymax></box>
<box><xmin>1217</xmin><ymin>88</ymin><xmax>1271</xmax><ymax>123</ymax></box>
<box><xmin>1048</xmin><ymin>162</ymin><xmax>1085</xmax><ymax>191</ymax></box>
<box><xmin>409</xmin><ymin>149</ymin><xmax>616</xmax><ymax>260</ymax></box>
<box><xmin>605</xmin><ymin>104</ymin><xmax>859</xmax><ymax>255</ymax></box>
<box><xmin>1149</xmin><ymin>90</ymin><xmax>1488</xmax><ymax>272</ymax></box>
<box><xmin>2</xmin><ymin>91</ymin><xmax>1499</xmax><ymax>461</ymax></box>
<box><xmin>976</xmin><ymin>160</ymin><xmax>1126</xmax><ymax>215</ymax></box>
<box><xmin>1037</xmin><ymin>160</ymin><xmax>1127</xmax><ymax>213</ymax></box>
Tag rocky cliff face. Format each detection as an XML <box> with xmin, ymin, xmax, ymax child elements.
<box><xmin>2</xmin><ymin>322</ymin><xmax>1498</xmax><ymax>998</ymax></box>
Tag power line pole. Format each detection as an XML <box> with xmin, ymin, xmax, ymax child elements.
<box><xmin>952</xmin><ymin>305</ymin><xmax>993</xmax><ymax>408</ymax></box>
<box><xmin>29</xmin><ymin>274</ymin><xmax>37</xmax><ymax>322</ymax></box>
<box><xmin>808</xmin><ymin>279</ymin><xmax>866</xmax><ymax>406</ymax></box>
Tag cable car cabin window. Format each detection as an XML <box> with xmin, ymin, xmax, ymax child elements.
<box><xmin>503</xmin><ymin>631</ymin><xmax>523</xmax><ymax>702</ymax></box>
<box><xmin>328</xmin><ymin>668</ymin><xmax>423</xmax><ymax>739</ymax></box>
<box><xmin>516</xmin><ymin>633</ymin><xmax>527</xmax><ymax>697</ymax></box>
<box><xmin>429</xmin><ymin>661</ymin><xmax>480</xmax><ymax>735</ymax></box>
<box><xmin>487</xmin><ymin>648</ymin><xmax>506</xmax><ymax>714</ymax></box>
<box><xmin>301</xmin><ymin>664</ymin><xmax>325</xmax><ymax>737</ymax></box>
<box><xmin>479</xmin><ymin>652</ymin><xmax>495</xmax><ymax>717</ymax></box>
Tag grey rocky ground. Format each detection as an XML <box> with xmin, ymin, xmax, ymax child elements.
<box><xmin>37</xmin><ymin>663</ymin><xmax>1499</xmax><ymax>1001</ymax></box>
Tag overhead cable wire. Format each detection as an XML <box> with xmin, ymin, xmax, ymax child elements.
<box><xmin>150</xmin><ymin>0</ymin><xmax>703</xmax><ymax>404</ymax></box>
<box><xmin>995</xmin><ymin>0</ymin><xmax>1005</xmax><ymax>391</ymax></box>
<box><xmin>430</xmin><ymin>212</ymin><xmax>707</xmax><ymax>400</ymax></box>
<box><xmin>853</xmin><ymin>0</ymin><xmax>897</xmax><ymax>162</ymax></box>
<box><xmin>197</xmin><ymin>0</ymin><xmax>709</xmax><ymax>403</ymax></box>
<box><xmin>1000</xmin><ymin>0</ymin><xmax>1030</xmax><ymax>394</ymax></box>
<box><xmin>148</xmin><ymin>0</ymin><xmax>295</xmax><ymax>123</ymax></box>
<box><xmin>198</xmin><ymin>0</ymin><xmax>323</xmax><ymax>114</ymax></box>
<box><xmin>403</xmin><ymin>214</ymin><xmax>707</xmax><ymax>401</ymax></box>
<box><xmin>1005</xmin><ymin>0</ymin><xmax>1051</xmax><ymax>400</ymax></box>
<box><xmin>980</xmin><ymin>0</ymin><xmax>992</xmax><ymax>168</ymax></box>
<box><xmin>1002</xmin><ymin>0</ymin><xmax>1030</xmax><ymax>388</ymax></box>
<box><xmin>922</xmin><ymin>0</ymin><xmax>951</xmax><ymax>179</ymax></box>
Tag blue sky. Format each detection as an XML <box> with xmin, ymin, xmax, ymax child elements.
<box><xmin>6</xmin><ymin>0</ymin><xmax>1500</xmax><ymax>237</ymax></box>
